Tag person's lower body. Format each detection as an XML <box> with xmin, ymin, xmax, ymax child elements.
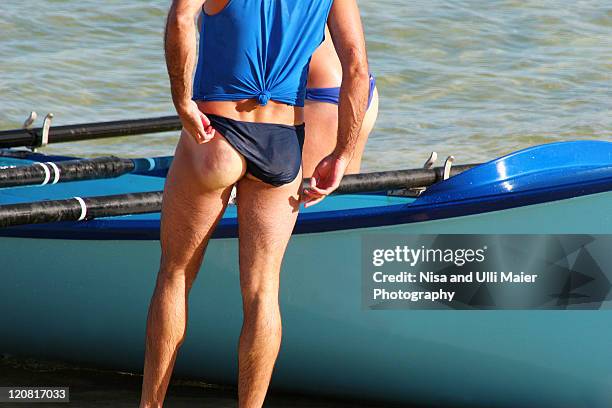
<box><xmin>139</xmin><ymin>114</ymin><xmax>303</xmax><ymax>408</ymax></box>
<box><xmin>302</xmin><ymin>74</ymin><xmax>379</xmax><ymax>177</ymax></box>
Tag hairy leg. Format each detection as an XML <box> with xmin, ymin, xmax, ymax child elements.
<box><xmin>140</xmin><ymin>130</ymin><xmax>246</xmax><ymax>408</ymax></box>
<box><xmin>302</xmin><ymin>87</ymin><xmax>379</xmax><ymax>177</ymax></box>
<box><xmin>235</xmin><ymin>173</ymin><xmax>302</xmax><ymax>408</ymax></box>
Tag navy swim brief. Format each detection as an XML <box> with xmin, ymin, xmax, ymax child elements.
<box><xmin>205</xmin><ymin>113</ymin><xmax>304</xmax><ymax>187</ymax></box>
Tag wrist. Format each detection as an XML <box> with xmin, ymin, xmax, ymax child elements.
<box><xmin>174</xmin><ymin>99</ymin><xmax>194</xmax><ymax>116</ymax></box>
<box><xmin>330</xmin><ymin>149</ymin><xmax>352</xmax><ymax>164</ymax></box>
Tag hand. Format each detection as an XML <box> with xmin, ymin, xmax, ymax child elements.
<box><xmin>177</xmin><ymin>101</ymin><xmax>215</xmax><ymax>144</ymax></box>
<box><xmin>302</xmin><ymin>154</ymin><xmax>349</xmax><ymax>207</ymax></box>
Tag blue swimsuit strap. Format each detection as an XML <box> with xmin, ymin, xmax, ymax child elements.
<box><xmin>305</xmin><ymin>74</ymin><xmax>376</xmax><ymax>108</ymax></box>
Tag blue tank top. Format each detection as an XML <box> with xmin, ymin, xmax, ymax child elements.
<box><xmin>193</xmin><ymin>0</ymin><xmax>333</xmax><ymax>107</ymax></box>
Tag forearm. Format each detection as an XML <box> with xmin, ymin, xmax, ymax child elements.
<box><xmin>334</xmin><ymin>62</ymin><xmax>370</xmax><ymax>160</ymax></box>
<box><xmin>164</xmin><ymin>5</ymin><xmax>198</xmax><ymax>115</ymax></box>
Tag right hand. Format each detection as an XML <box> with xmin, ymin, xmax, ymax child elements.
<box><xmin>301</xmin><ymin>153</ymin><xmax>349</xmax><ymax>207</ymax></box>
<box><xmin>177</xmin><ymin>101</ymin><xmax>216</xmax><ymax>144</ymax></box>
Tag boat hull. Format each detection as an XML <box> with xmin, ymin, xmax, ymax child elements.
<box><xmin>1</xmin><ymin>190</ymin><xmax>611</xmax><ymax>407</ymax></box>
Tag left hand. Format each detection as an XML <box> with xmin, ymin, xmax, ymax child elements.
<box><xmin>302</xmin><ymin>154</ymin><xmax>349</xmax><ymax>207</ymax></box>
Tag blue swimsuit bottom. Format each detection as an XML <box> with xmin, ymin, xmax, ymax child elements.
<box><xmin>305</xmin><ymin>73</ymin><xmax>376</xmax><ymax>108</ymax></box>
<box><xmin>205</xmin><ymin>114</ymin><xmax>304</xmax><ymax>187</ymax></box>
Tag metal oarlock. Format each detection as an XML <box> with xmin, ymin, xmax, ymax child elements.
<box><xmin>388</xmin><ymin>151</ymin><xmax>439</xmax><ymax>197</ymax></box>
<box><xmin>443</xmin><ymin>155</ymin><xmax>455</xmax><ymax>180</ymax></box>
<box><xmin>410</xmin><ymin>151</ymin><xmax>439</xmax><ymax>196</ymax></box>
<box><xmin>22</xmin><ymin>111</ymin><xmax>37</xmax><ymax>130</ymax></box>
<box><xmin>40</xmin><ymin>113</ymin><xmax>54</xmax><ymax>148</ymax></box>
<box><xmin>30</xmin><ymin>113</ymin><xmax>53</xmax><ymax>152</ymax></box>
<box><xmin>423</xmin><ymin>151</ymin><xmax>437</xmax><ymax>169</ymax></box>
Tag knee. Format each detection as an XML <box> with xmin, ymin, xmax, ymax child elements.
<box><xmin>241</xmin><ymin>289</ymin><xmax>280</xmax><ymax>320</ymax></box>
<box><xmin>156</xmin><ymin>256</ymin><xmax>199</xmax><ymax>292</ymax></box>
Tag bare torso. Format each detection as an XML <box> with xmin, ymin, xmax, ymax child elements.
<box><xmin>195</xmin><ymin>100</ymin><xmax>303</xmax><ymax>126</ymax></box>
<box><xmin>307</xmin><ymin>27</ymin><xmax>342</xmax><ymax>88</ymax></box>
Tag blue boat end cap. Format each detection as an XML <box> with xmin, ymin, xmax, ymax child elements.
<box><xmin>416</xmin><ymin>140</ymin><xmax>612</xmax><ymax>205</ymax></box>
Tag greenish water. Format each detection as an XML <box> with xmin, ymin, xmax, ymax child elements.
<box><xmin>1</xmin><ymin>1</ymin><xmax>610</xmax><ymax>169</ymax></box>
<box><xmin>0</xmin><ymin>1</ymin><xmax>611</xmax><ymax>406</ymax></box>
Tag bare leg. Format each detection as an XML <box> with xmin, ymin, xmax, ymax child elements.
<box><xmin>140</xmin><ymin>130</ymin><xmax>246</xmax><ymax>408</ymax></box>
<box><xmin>236</xmin><ymin>173</ymin><xmax>302</xmax><ymax>408</ymax></box>
<box><xmin>302</xmin><ymin>87</ymin><xmax>379</xmax><ymax>176</ymax></box>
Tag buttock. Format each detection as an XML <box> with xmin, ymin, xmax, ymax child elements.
<box><xmin>204</xmin><ymin>113</ymin><xmax>304</xmax><ymax>187</ymax></box>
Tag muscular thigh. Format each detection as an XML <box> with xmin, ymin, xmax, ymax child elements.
<box><xmin>236</xmin><ymin>173</ymin><xmax>302</xmax><ymax>296</ymax></box>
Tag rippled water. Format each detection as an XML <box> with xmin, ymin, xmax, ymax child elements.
<box><xmin>0</xmin><ymin>1</ymin><xmax>611</xmax><ymax>405</ymax></box>
<box><xmin>1</xmin><ymin>1</ymin><xmax>610</xmax><ymax>169</ymax></box>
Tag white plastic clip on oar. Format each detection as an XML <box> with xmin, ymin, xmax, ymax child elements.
<box><xmin>74</xmin><ymin>196</ymin><xmax>87</xmax><ymax>221</ymax></box>
<box><xmin>146</xmin><ymin>157</ymin><xmax>155</xmax><ymax>171</ymax></box>
<box><xmin>46</xmin><ymin>161</ymin><xmax>61</xmax><ymax>184</ymax></box>
<box><xmin>22</xmin><ymin>111</ymin><xmax>37</xmax><ymax>129</ymax></box>
<box><xmin>443</xmin><ymin>156</ymin><xmax>455</xmax><ymax>180</ymax></box>
<box><xmin>35</xmin><ymin>162</ymin><xmax>51</xmax><ymax>186</ymax></box>
<box><xmin>33</xmin><ymin>161</ymin><xmax>61</xmax><ymax>186</ymax></box>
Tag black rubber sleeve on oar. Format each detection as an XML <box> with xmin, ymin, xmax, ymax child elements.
<box><xmin>328</xmin><ymin>164</ymin><xmax>477</xmax><ymax>194</ymax></box>
<box><xmin>0</xmin><ymin>156</ymin><xmax>174</xmax><ymax>188</ymax></box>
<box><xmin>0</xmin><ymin>116</ymin><xmax>182</xmax><ymax>148</ymax></box>
<box><xmin>0</xmin><ymin>156</ymin><xmax>133</xmax><ymax>188</ymax></box>
<box><xmin>0</xmin><ymin>192</ymin><xmax>163</xmax><ymax>228</ymax></box>
<box><xmin>85</xmin><ymin>191</ymin><xmax>163</xmax><ymax>218</ymax></box>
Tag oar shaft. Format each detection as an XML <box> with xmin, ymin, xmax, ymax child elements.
<box><xmin>0</xmin><ymin>192</ymin><xmax>163</xmax><ymax>228</ymax></box>
<box><xmin>0</xmin><ymin>164</ymin><xmax>477</xmax><ymax>228</ymax></box>
<box><xmin>0</xmin><ymin>156</ymin><xmax>173</xmax><ymax>188</ymax></box>
<box><xmin>331</xmin><ymin>164</ymin><xmax>477</xmax><ymax>194</ymax></box>
<box><xmin>0</xmin><ymin>116</ymin><xmax>181</xmax><ymax>148</ymax></box>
